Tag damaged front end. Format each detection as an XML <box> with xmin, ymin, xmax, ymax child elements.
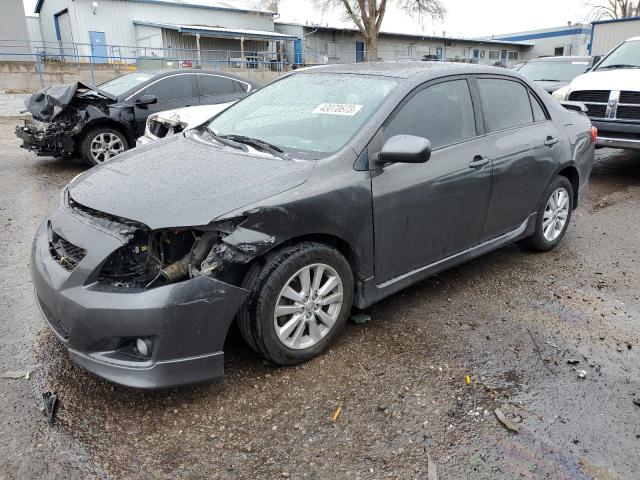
<box><xmin>74</xmin><ymin>199</ymin><xmax>276</xmax><ymax>290</ymax></box>
<box><xmin>16</xmin><ymin>82</ymin><xmax>117</xmax><ymax>157</ymax></box>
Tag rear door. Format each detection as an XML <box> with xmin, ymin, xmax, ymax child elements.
<box><xmin>132</xmin><ymin>74</ymin><xmax>199</xmax><ymax>135</ymax></box>
<box><xmin>474</xmin><ymin>76</ymin><xmax>562</xmax><ymax>240</ymax></box>
<box><xmin>371</xmin><ymin>77</ymin><xmax>493</xmax><ymax>283</ymax></box>
<box><xmin>196</xmin><ymin>74</ymin><xmax>250</xmax><ymax>106</ymax></box>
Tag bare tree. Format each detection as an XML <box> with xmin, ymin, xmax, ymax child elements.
<box><xmin>585</xmin><ymin>0</ymin><xmax>640</xmax><ymax>21</ymax></box>
<box><xmin>315</xmin><ymin>0</ymin><xmax>446</xmax><ymax>61</ymax></box>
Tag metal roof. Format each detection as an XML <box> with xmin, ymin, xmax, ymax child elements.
<box><xmin>134</xmin><ymin>21</ymin><xmax>296</xmax><ymax>41</ymax></box>
<box><xmin>36</xmin><ymin>0</ymin><xmax>276</xmax><ymax>16</ymax></box>
<box><xmin>275</xmin><ymin>22</ymin><xmax>534</xmax><ymax>47</ymax></box>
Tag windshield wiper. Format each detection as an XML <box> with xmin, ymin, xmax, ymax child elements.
<box><xmin>218</xmin><ymin>134</ymin><xmax>288</xmax><ymax>159</ymax></box>
<box><xmin>200</xmin><ymin>127</ymin><xmax>248</xmax><ymax>152</ymax></box>
<box><xmin>597</xmin><ymin>64</ymin><xmax>640</xmax><ymax>70</ymax></box>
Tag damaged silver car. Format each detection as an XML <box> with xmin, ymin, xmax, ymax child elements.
<box><xmin>32</xmin><ymin>63</ymin><xmax>595</xmax><ymax>388</ymax></box>
<box><xmin>16</xmin><ymin>70</ymin><xmax>257</xmax><ymax>165</ymax></box>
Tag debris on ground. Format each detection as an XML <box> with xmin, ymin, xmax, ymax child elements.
<box><xmin>577</xmin><ymin>370</ymin><xmax>587</xmax><ymax>379</ymax></box>
<box><xmin>42</xmin><ymin>392</ymin><xmax>58</xmax><ymax>426</ymax></box>
<box><xmin>465</xmin><ymin>375</ymin><xmax>471</xmax><ymax>385</ymax></box>
<box><xmin>567</xmin><ymin>359</ymin><xmax>580</xmax><ymax>365</ymax></box>
<box><xmin>633</xmin><ymin>397</ymin><xmax>640</xmax><ymax>408</ymax></box>
<box><xmin>495</xmin><ymin>408</ymin><xmax>520</xmax><ymax>433</ymax></box>
<box><xmin>2</xmin><ymin>370</ymin><xmax>30</xmax><ymax>379</ymax></box>
<box><xmin>427</xmin><ymin>452</ymin><xmax>438</xmax><ymax>480</ymax></box>
<box><xmin>331</xmin><ymin>406</ymin><xmax>342</xmax><ymax>422</ymax></box>
<box><xmin>350</xmin><ymin>311</ymin><xmax>371</xmax><ymax>324</ymax></box>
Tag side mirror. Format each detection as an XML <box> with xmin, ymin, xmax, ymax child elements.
<box><xmin>135</xmin><ymin>94</ymin><xmax>158</xmax><ymax>106</ymax></box>
<box><xmin>379</xmin><ymin>135</ymin><xmax>432</xmax><ymax>164</ymax></box>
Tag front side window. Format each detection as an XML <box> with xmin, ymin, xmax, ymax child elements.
<box><xmin>98</xmin><ymin>72</ymin><xmax>154</xmax><ymax>97</ymax></box>
<box><xmin>142</xmin><ymin>75</ymin><xmax>195</xmax><ymax>102</ymax></box>
<box><xmin>478</xmin><ymin>78</ymin><xmax>533</xmax><ymax>132</ymax></box>
<box><xmin>384</xmin><ymin>79</ymin><xmax>476</xmax><ymax>149</ymax></box>
<box><xmin>208</xmin><ymin>73</ymin><xmax>397</xmax><ymax>154</ymax></box>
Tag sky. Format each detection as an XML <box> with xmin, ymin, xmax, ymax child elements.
<box><xmin>22</xmin><ymin>0</ymin><xmax>594</xmax><ymax>38</ymax></box>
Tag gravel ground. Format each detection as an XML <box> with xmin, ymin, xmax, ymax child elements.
<box><xmin>0</xmin><ymin>117</ymin><xmax>639</xmax><ymax>479</ymax></box>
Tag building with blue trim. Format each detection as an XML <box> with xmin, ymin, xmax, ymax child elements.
<box><xmin>478</xmin><ymin>24</ymin><xmax>591</xmax><ymax>58</ymax></box>
<box><xmin>589</xmin><ymin>16</ymin><xmax>640</xmax><ymax>55</ymax></box>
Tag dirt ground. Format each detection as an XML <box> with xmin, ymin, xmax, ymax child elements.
<box><xmin>0</xmin><ymin>117</ymin><xmax>639</xmax><ymax>479</ymax></box>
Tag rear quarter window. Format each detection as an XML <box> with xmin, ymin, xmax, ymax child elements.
<box><xmin>478</xmin><ymin>78</ymin><xmax>534</xmax><ymax>132</ymax></box>
<box><xmin>198</xmin><ymin>75</ymin><xmax>237</xmax><ymax>96</ymax></box>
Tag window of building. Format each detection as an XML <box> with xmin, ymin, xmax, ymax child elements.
<box><xmin>488</xmin><ymin>50</ymin><xmax>499</xmax><ymax>59</ymax></box>
<box><xmin>478</xmin><ymin>78</ymin><xmax>534</xmax><ymax>132</ymax></box>
<box><xmin>508</xmin><ymin>51</ymin><xmax>519</xmax><ymax>60</ymax></box>
<box><xmin>554</xmin><ymin>46</ymin><xmax>565</xmax><ymax>56</ymax></box>
<box><xmin>385</xmin><ymin>79</ymin><xmax>476</xmax><ymax>149</ymax></box>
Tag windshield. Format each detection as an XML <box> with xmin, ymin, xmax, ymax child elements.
<box><xmin>596</xmin><ymin>39</ymin><xmax>640</xmax><ymax>70</ymax></box>
<box><xmin>518</xmin><ymin>60</ymin><xmax>590</xmax><ymax>82</ymax></box>
<box><xmin>98</xmin><ymin>72</ymin><xmax>155</xmax><ymax>96</ymax></box>
<box><xmin>207</xmin><ymin>73</ymin><xmax>398</xmax><ymax>154</ymax></box>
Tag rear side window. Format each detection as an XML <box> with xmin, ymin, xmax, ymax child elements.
<box><xmin>384</xmin><ymin>79</ymin><xmax>476</xmax><ymax>149</ymax></box>
<box><xmin>198</xmin><ymin>75</ymin><xmax>237</xmax><ymax>96</ymax></box>
<box><xmin>530</xmin><ymin>92</ymin><xmax>547</xmax><ymax>122</ymax></box>
<box><xmin>142</xmin><ymin>75</ymin><xmax>195</xmax><ymax>102</ymax></box>
<box><xmin>234</xmin><ymin>81</ymin><xmax>249</xmax><ymax>93</ymax></box>
<box><xmin>478</xmin><ymin>79</ymin><xmax>533</xmax><ymax>132</ymax></box>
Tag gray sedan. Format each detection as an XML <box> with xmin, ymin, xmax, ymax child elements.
<box><xmin>32</xmin><ymin>62</ymin><xmax>595</xmax><ymax>388</ymax></box>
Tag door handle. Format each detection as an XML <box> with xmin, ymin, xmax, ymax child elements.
<box><xmin>469</xmin><ymin>155</ymin><xmax>489</xmax><ymax>168</ymax></box>
<box><xmin>544</xmin><ymin>136</ymin><xmax>559</xmax><ymax>147</ymax></box>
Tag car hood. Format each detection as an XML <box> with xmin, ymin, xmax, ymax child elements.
<box><xmin>569</xmin><ymin>68</ymin><xmax>640</xmax><ymax>92</ymax></box>
<box><xmin>26</xmin><ymin>81</ymin><xmax>116</xmax><ymax>122</ymax></box>
<box><xmin>535</xmin><ymin>80</ymin><xmax>569</xmax><ymax>93</ymax></box>
<box><xmin>153</xmin><ymin>103</ymin><xmax>236</xmax><ymax>129</ymax></box>
<box><xmin>67</xmin><ymin>134</ymin><xmax>314</xmax><ymax>230</ymax></box>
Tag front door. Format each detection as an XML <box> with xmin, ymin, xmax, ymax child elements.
<box><xmin>371</xmin><ymin>78</ymin><xmax>492</xmax><ymax>283</ymax></box>
<box><xmin>89</xmin><ymin>31</ymin><xmax>108</xmax><ymax>64</ymax></box>
<box><xmin>133</xmin><ymin>74</ymin><xmax>199</xmax><ymax>135</ymax></box>
<box><xmin>356</xmin><ymin>42</ymin><xmax>365</xmax><ymax>62</ymax></box>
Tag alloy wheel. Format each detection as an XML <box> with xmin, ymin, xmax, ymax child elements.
<box><xmin>273</xmin><ymin>263</ymin><xmax>344</xmax><ymax>350</ymax></box>
<box><xmin>543</xmin><ymin>187</ymin><xmax>570</xmax><ymax>242</ymax></box>
<box><xmin>90</xmin><ymin>132</ymin><xmax>125</xmax><ymax>163</ymax></box>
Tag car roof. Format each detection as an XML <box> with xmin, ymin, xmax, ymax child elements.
<box><xmin>136</xmin><ymin>69</ymin><xmax>260</xmax><ymax>86</ymax></box>
<box><xmin>297</xmin><ymin>61</ymin><xmax>513</xmax><ymax>80</ymax></box>
<box><xmin>527</xmin><ymin>56</ymin><xmax>592</xmax><ymax>63</ymax></box>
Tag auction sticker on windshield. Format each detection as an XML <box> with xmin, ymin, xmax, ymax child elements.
<box><xmin>313</xmin><ymin>103</ymin><xmax>363</xmax><ymax>116</ymax></box>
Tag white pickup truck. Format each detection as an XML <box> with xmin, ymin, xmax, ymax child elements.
<box><xmin>553</xmin><ymin>37</ymin><xmax>640</xmax><ymax>150</ymax></box>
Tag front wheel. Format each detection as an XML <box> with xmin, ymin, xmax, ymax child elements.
<box><xmin>525</xmin><ymin>175</ymin><xmax>574</xmax><ymax>252</ymax></box>
<box><xmin>237</xmin><ymin>242</ymin><xmax>354</xmax><ymax>366</ymax></box>
<box><xmin>80</xmin><ymin>127</ymin><xmax>129</xmax><ymax>166</ymax></box>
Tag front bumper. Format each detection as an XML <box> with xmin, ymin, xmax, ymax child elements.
<box><xmin>15</xmin><ymin>122</ymin><xmax>74</xmax><ymax>156</ymax></box>
<box><xmin>31</xmin><ymin>205</ymin><xmax>249</xmax><ymax>389</ymax></box>
<box><xmin>592</xmin><ymin>119</ymin><xmax>640</xmax><ymax>150</ymax></box>
<box><xmin>135</xmin><ymin>134</ymin><xmax>155</xmax><ymax>147</ymax></box>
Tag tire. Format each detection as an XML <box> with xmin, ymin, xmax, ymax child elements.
<box><xmin>525</xmin><ymin>175</ymin><xmax>574</xmax><ymax>252</ymax></box>
<box><xmin>79</xmin><ymin>127</ymin><xmax>129</xmax><ymax>166</ymax></box>
<box><xmin>237</xmin><ymin>242</ymin><xmax>354</xmax><ymax>366</ymax></box>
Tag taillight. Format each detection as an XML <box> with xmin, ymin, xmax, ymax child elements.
<box><xmin>591</xmin><ymin>126</ymin><xmax>598</xmax><ymax>142</ymax></box>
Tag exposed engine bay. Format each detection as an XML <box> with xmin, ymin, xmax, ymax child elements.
<box><xmin>63</xmin><ymin>193</ymin><xmax>275</xmax><ymax>289</ymax></box>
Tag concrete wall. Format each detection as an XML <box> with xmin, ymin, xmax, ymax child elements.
<box><xmin>37</xmin><ymin>0</ymin><xmax>276</xmax><ymax>61</ymax></box>
<box><xmin>591</xmin><ymin>19</ymin><xmax>640</xmax><ymax>56</ymax></box>
<box><xmin>0</xmin><ymin>60</ymin><xmax>282</xmax><ymax>92</ymax></box>
<box><xmin>0</xmin><ymin>0</ymin><xmax>31</xmax><ymax>61</ymax></box>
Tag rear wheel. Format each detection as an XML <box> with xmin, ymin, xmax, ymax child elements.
<box><xmin>237</xmin><ymin>242</ymin><xmax>353</xmax><ymax>365</ymax></box>
<box><xmin>80</xmin><ymin>127</ymin><xmax>129</xmax><ymax>166</ymax></box>
<box><xmin>525</xmin><ymin>175</ymin><xmax>573</xmax><ymax>252</ymax></box>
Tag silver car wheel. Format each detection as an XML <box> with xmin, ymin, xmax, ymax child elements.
<box><xmin>543</xmin><ymin>187</ymin><xmax>570</xmax><ymax>242</ymax></box>
<box><xmin>90</xmin><ymin>132</ymin><xmax>125</xmax><ymax>163</ymax></box>
<box><xmin>273</xmin><ymin>263</ymin><xmax>344</xmax><ymax>350</ymax></box>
